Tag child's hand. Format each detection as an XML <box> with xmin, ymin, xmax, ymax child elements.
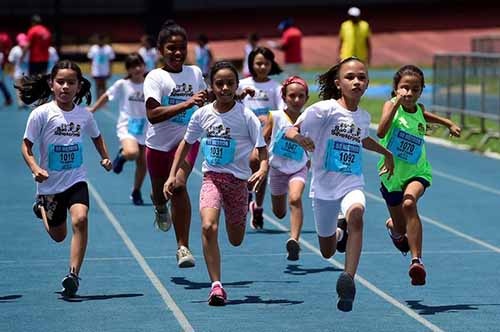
<box><xmin>449</xmin><ymin>124</ymin><xmax>461</xmax><ymax>137</ymax></box>
<box><xmin>238</xmin><ymin>87</ymin><xmax>255</xmax><ymax>100</ymax></box>
<box><xmin>188</xmin><ymin>90</ymin><xmax>208</xmax><ymax>108</ymax></box>
<box><xmin>296</xmin><ymin>135</ymin><xmax>315</xmax><ymax>152</ymax></box>
<box><xmin>163</xmin><ymin>176</ymin><xmax>177</xmax><ymax>199</ymax></box>
<box><xmin>248</xmin><ymin>168</ymin><xmax>268</xmax><ymax>193</ymax></box>
<box><xmin>33</xmin><ymin>167</ymin><xmax>49</xmax><ymax>183</ymax></box>
<box><xmin>379</xmin><ymin>153</ymin><xmax>394</xmax><ymax>180</ymax></box>
<box><xmin>394</xmin><ymin>88</ymin><xmax>408</xmax><ymax>102</ymax></box>
<box><xmin>86</xmin><ymin>106</ymin><xmax>95</xmax><ymax>113</ymax></box>
<box><xmin>100</xmin><ymin>158</ymin><xmax>112</xmax><ymax>171</ymax></box>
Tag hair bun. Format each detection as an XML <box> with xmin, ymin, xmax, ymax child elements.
<box><xmin>161</xmin><ymin>19</ymin><xmax>177</xmax><ymax>29</ymax></box>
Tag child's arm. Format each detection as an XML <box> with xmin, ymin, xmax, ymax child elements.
<box><xmin>163</xmin><ymin>139</ymin><xmax>192</xmax><ymax>198</ymax></box>
<box><xmin>262</xmin><ymin>114</ymin><xmax>273</xmax><ymax>145</ymax></box>
<box><xmin>87</xmin><ymin>93</ymin><xmax>109</xmax><ymax>113</ymax></box>
<box><xmin>377</xmin><ymin>90</ymin><xmax>407</xmax><ymax>138</ymax></box>
<box><xmin>362</xmin><ymin>136</ymin><xmax>394</xmax><ymax>178</ymax></box>
<box><xmin>21</xmin><ymin>138</ymin><xmax>48</xmax><ymax>183</ymax></box>
<box><xmin>248</xmin><ymin>146</ymin><xmax>269</xmax><ymax>192</ymax></box>
<box><xmin>146</xmin><ymin>90</ymin><xmax>207</xmax><ymax>124</ymax></box>
<box><xmin>422</xmin><ymin>105</ymin><xmax>461</xmax><ymax>137</ymax></box>
<box><xmin>285</xmin><ymin>125</ymin><xmax>315</xmax><ymax>152</ymax></box>
<box><xmin>91</xmin><ymin>135</ymin><xmax>112</xmax><ymax>171</ymax></box>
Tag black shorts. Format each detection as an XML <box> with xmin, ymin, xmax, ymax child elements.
<box><xmin>380</xmin><ymin>177</ymin><xmax>430</xmax><ymax>207</ymax></box>
<box><xmin>35</xmin><ymin>182</ymin><xmax>89</xmax><ymax>227</ymax></box>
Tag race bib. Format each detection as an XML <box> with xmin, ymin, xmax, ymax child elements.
<box><xmin>96</xmin><ymin>54</ymin><xmax>107</xmax><ymax>65</ymax></box>
<box><xmin>48</xmin><ymin>143</ymin><xmax>83</xmax><ymax>171</ymax></box>
<box><xmin>201</xmin><ymin>137</ymin><xmax>236</xmax><ymax>166</ymax></box>
<box><xmin>251</xmin><ymin>107</ymin><xmax>270</xmax><ymax>117</ymax></box>
<box><xmin>127</xmin><ymin>117</ymin><xmax>146</xmax><ymax>135</ymax></box>
<box><xmin>161</xmin><ymin>96</ymin><xmax>197</xmax><ymax>125</ymax></box>
<box><xmin>387</xmin><ymin>128</ymin><xmax>423</xmax><ymax>164</ymax></box>
<box><xmin>324</xmin><ymin>139</ymin><xmax>362</xmax><ymax>175</ymax></box>
<box><xmin>272</xmin><ymin>129</ymin><xmax>304</xmax><ymax>161</ymax></box>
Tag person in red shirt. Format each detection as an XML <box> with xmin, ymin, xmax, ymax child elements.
<box><xmin>271</xmin><ymin>18</ymin><xmax>303</xmax><ymax>77</ymax></box>
<box><xmin>24</xmin><ymin>14</ymin><xmax>52</xmax><ymax>76</ymax></box>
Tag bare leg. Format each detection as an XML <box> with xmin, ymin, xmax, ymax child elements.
<box><xmin>170</xmin><ymin>160</ymin><xmax>193</xmax><ymax>248</ymax></box>
<box><xmin>402</xmin><ymin>181</ymin><xmax>426</xmax><ymax>259</ymax></box>
<box><xmin>288</xmin><ymin>180</ymin><xmax>305</xmax><ymax>241</ymax></box>
<box><xmin>343</xmin><ymin>204</ymin><xmax>364</xmax><ymax>277</ymax></box>
<box><xmin>201</xmin><ymin>207</ymin><xmax>221</xmax><ymax>282</ymax></box>
<box><xmin>68</xmin><ymin>203</ymin><xmax>89</xmax><ymax>276</ymax></box>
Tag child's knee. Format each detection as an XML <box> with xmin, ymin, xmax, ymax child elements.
<box><xmin>72</xmin><ymin>214</ymin><xmax>88</xmax><ymax>230</ymax></box>
<box><xmin>347</xmin><ymin>205</ymin><xmax>364</xmax><ymax>232</ymax></box>
<box><xmin>201</xmin><ymin>222</ymin><xmax>218</xmax><ymax>238</ymax></box>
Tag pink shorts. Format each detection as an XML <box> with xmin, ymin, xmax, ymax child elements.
<box><xmin>269</xmin><ymin>166</ymin><xmax>308</xmax><ymax>196</ymax></box>
<box><xmin>145</xmin><ymin>142</ymin><xmax>200</xmax><ymax>178</ymax></box>
<box><xmin>200</xmin><ymin>172</ymin><xmax>248</xmax><ymax>228</ymax></box>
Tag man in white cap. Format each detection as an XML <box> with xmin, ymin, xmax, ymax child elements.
<box><xmin>338</xmin><ymin>6</ymin><xmax>372</xmax><ymax>64</ymax></box>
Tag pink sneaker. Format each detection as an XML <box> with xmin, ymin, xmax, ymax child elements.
<box><xmin>208</xmin><ymin>284</ymin><xmax>227</xmax><ymax>306</ymax></box>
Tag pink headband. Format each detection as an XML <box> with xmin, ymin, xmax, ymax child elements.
<box><xmin>281</xmin><ymin>76</ymin><xmax>309</xmax><ymax>97</ymax></box>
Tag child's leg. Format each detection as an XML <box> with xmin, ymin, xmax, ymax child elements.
<box><xmin>249</xmin><ymin>148</ymin><xmax>267</xmax><ymax>207</ymax></box>
<box><xmin>68</xmin><ymin>203</ymin><xmax>89</xmax><ymax>276</ymax></box>
<box><xmin>171</xmin><ymin>159</ymin><xmax>193</xmax><ymax>248</ymax></box>
<box><xmin>313</xmin><ymin>198</ymin><xmax>341</xmax><ymax>258</ymax></box>
<box><xmin>402</xmin><ymin>181</ymin><xmax>426</xmax><ymax>259</ymax></box>
<box><xmin>340</xmin><ymin>190</ymin><xmax>366</xmax><ymax>277</ymax></box>
<box><xmin>221</xmin><ymin>176</ymin><xmax>248</xmax><ymax>246</ymax></box>
<box><xmin>121</xmin><ymin>138</ymin><xmax>140</xmax><ymax>161</ymax></box>
<box><xmin>288</xmin><ymin>179</ymin><xmax>305</xmax><ymax>241</ymax></box>
<box><xmin>269</xmin><ymin>167</ymin><xmax>288</xmax><ymax>219</ymax></box>
<box><xmin>201</xmin><ymin>207</ymin><xmax>222</xmax><ymax>282</ymax></box>
<box><xmin>271</xmin><ymin>194</ymin><xmax>287</xmax><ymax>219</ymax></box>
<box><xmin>133</xmin><ymin>145</ymin><xmax>147</xmax><ymax>192</ymax></box>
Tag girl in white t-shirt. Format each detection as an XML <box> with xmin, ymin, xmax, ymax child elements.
<box><xmin>88</xmin><ymin>53</ymin><xmax>148</xmax><ymax>206</ymax></box>
<box><xmin>138</xmin><ymin>34</ymin><xmax>159</xmax><ymax>73</ymax></box>
<box><xmin>164</xmin><ymin>61</ymin><xmax>268</xmax><ymax>306</ymax></box>
<box><xmin>239</xmin><ymin>46</ymin><xmax>284</xmax><ymax>229</ymax></box>
<box><xmin>263</xmin><ymin>76</ymin><xmax>309</xmax><ymax>261</ymax></box>
<box><xmin>144</xmin><ymin>20</ymin><xmax>207</xmax><ymax>268</ymax></box>
<box><xmin>19</xmin><ymin>60</ymin><xmax>112</xmax><ymax>298</ymax></box>
<box><xmin>87</xmin><ymin>34</ymin><xmax>115</xmax><ymax>98</ymax></box>
<box><xmin>8</xmin><ymin>33</ymin><xmax>29</xmax><ymax>108</ymax></box>
<box><xmin>286</xmin><ymin>57</ymin><xmax>394</xmax><ymax>312</ymax></box>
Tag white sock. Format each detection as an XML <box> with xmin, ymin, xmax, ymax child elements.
<box><xmin>211</xmin><ymin>281</ymin><xmax>222</xmax><ymax>289</ymax></box>
<box><xmin>336</xmin><ymin>228</ymin><xmax>344</xmax><ymax>242</ymax></box>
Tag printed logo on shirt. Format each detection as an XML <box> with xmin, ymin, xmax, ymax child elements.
<box><xmin>207</xmin><ymin>124</ymin><xmax>231</xmax><ymax>139</ymax></box>
<box><xmin>128</xmin><ymin>91</ymin><xmax>145</xmax><ymax>103</ymax></box>
<box><xmin>331</xmin><ymin>122</ymin><xmax>362</xmax><ymax>143</ymax></box>
<box><xmin>171</xmin><ymin>83</ymin><xmax>194</xmax><ymax>98</ymax></box>
<box><xmin>250</xmin><ymin>90</ymin><xmax>269</xmax><ymax>102</ymax></box>
<box><xmin>54</xmin><ymin>122</ymin><xmax>81</xmax><ymax>137</ymax></box>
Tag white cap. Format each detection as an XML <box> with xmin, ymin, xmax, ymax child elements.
<box><xmin>347</xmin><ymin>7</ymin><xmax>361</xmax><ymax>17</ymax></box>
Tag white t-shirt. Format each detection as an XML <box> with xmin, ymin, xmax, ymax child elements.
<box><xmin>47</xmin><ymin>46</ymin><xmax>59</xmax><ymax>74</ymax></box>
<box><xmin>238</xmin><ymin>77</ymin><xmax>284</xmax><ymax>117</ymax></box>
<box><xmin>138</xmin><ymin>46</ymin><xmax>159</xmax><ymax>73</ymax></box>
<box><xmin>23</xmin><ymin>101</ymin><xmax>101</xmax><ymax>195</ymax></box>
<box><xmin>143</xmin><ymin>66</ymin><xmax>206</xmax><ymax>152</ymax></box>
<box><xmin>242</xmin><ymin>43</ymin><xmax>253</xmax><ymax>77</ymax></box>
<box><xmin>8</xmin><ymin>46</ymin><xmax>29</xmax><ymax>79</ymax></box>
<box><xmin>106</xmin><ymin>79</ymin><xmax>147</xmax><ymax>138</ymax></box>
<box><xmin>184</xmin><ymin>102</ymin><xmax>266</xmax><ymax>180</ymax></box>
<box><xmin>268</xmin><ymin>110</ymin><xmax>308</xmax><ymax>174</ymax></box>
<box><xmin>194</xmin><ymin>45</ymin><xmax>211</xmax><ymax>76</ymax></box>
<box><xmin>87</xmin><ymin>44</ymin><xmax>115</xmax><ymax>77</ymax></box>
<box><xmin>296</xmin><ymin>99</ymin><xmax>370</xmax><ymax>200</ymax></box>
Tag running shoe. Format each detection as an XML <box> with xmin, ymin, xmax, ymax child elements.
<box><xmin>176</xmin><ymin>246</ymin><xmax>195</xmax><ymax>268</ymax></box>
<box><xmin>61</xmin><ymin>272</ymin><xmax>80</xmax><ymax>298</ymax></box>
<box><xmin>249</xmin><ymin>201</ymin><xmax>264</xmax><ymax>230</ymax></box>
<box><xmin>286</xmin><ymin>238</ymin><xmax>300</xmax><ymax>261</ymax></box>
<box><xmin>409</xmin><ymin>258</ymin><xmax>426</xmax><ymax>286</ymax></box>
<box><xmin>112</xmin><ymin>148</ymin><xmax>126</xmax><ymax>174</ymax></box>
<box><xmin>336</xmin><ymin>216</ymin><xmax>348</xmax><ymax>253</ymax></box>
<box><xmin>208</xmin><ymin>284</ymin><xmax>227</xmax><ymax>306</ymax></box>
<box><xmin>33</xmin><ymin>198</ymin><xmax>43</xmax><ymax>219</ymax></box>
<box><xmin>154</xmin><ymin>205</ymin><xmax>172</xmax><ymax>232</ymax></box>
<box><xmin>130</xmin><ymin>190</ymin><xmax>144</xmax><ymax>206</ymax></box>
<box><xmin>385</xmin><ymin>219</ymin><xmax>409</xmax><ymax>255</ymax></box>
<box><xmin>336</xmin><ymin>271</ymin><xmax>356</xmax><ymax>312</ymax></box>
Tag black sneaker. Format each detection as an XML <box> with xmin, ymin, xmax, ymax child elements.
<box><xmin>286</xmin><ymin>238</ymin><xmax>300</xmax><ymax>261</ymax></box>
<box><xmin>130</xmin><ymin>190</ymin><xmax>144</xmax><ymax>205</ymax></box>
<box><xmin>336</xmin><ymin>217</ymin><xmax>348</xmax><ymax>253</ymax></box>
<box><xmin>33</xmin><ymin>198</ymin><xmax>43</xmax><ymax>219</ymax></box>
<box><xmin>386</xmin><ymin>219</ymin><xmax>410</xmax><ymax>255</ymax></box>
<box><xmin>112</xmin><ymin>149</ymin><xmax>126</xmax><ymax>174</ymax></box>
<box><xmin>61</xmin><ymin>273</ymin><xmax>80</xmax><ymax>298</ymax></box>
<box><xmin>336</xmin><ymin>272</ymin><xmax>356</xmax><ymax>312</ymax></box>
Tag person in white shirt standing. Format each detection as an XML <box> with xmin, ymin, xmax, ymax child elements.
<box><xmin>87</xmin><ymin>34</ymin><xmax>115</xmax><ymax>98</ymax></box>
<box><xmin>194</xmin><ymin>34</ymin><xmax>213</xmax><ymax>79</ymax></box>
<box><xmin>144</xmin><ymin>20</ymin><xmax>207</xmax><ymax>268</ymax></box>
<box><xmin>19</xmin><ymin>60</ymin><xmax>112</xmax><ymax>298</ymax></box>
<box><xmin>138</xmin><ymin>34</ymin><xmax>159</xmax><ymax>73</ymax></box>
<box><xmin>286</xmin><ymin>57</ymin><xmax>394</xmax><ymax>312</ymax></box>
<box><xmin>88</xmin><ymin>53</ymin><xmax>148</xmax><ymax>206</ymax></box>
<box><xmin>8</xmin><ymin>33</ymin><xmax>30</xmax><ymax>108</ymax></box>
<box><xmin>164</xmin><ymin>61</ymin><xmax>268</xmax><ymax>306</ymax></box>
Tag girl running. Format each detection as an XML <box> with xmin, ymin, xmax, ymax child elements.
<box><xmin>239</xmin><ymin>46</ymin><xmax>284</xmax><ymax>229</ymax></box>
<box><xmin>376</xmin><ymin>65</ymin><xmax>461</xmax><ymax>286</ymax></box>
<box><xmin>144</xmin><ymin>20</ymin><xmax>207</xmax><ymax>268</ymax></box>
<box><xmin>88</xmin><ymin>53</ymin><xmax>148</xmax><ymax>205</ymax></box>
<box><xmin>19</xmin><ymin>60</ymin><xmax>112</xmax><ymax>297</ymax></box>
<box><xmin>286</xmin><ymin>57</ymin><xmax>394</xmax><ymax>311</ymax></box>
<box><xmin>164</xmin><ymin>61</ymin><xmax>268</xmax><ymax>306</ymax></box>
<box><xmin>262</xmin><ymin>76</ymin><xmax>309</xmax><ymax>260</ymax></box>
<box><xmin>87</xmin><ymin>34</ymin><xmax>115</xmax><ymax>98</ymax></box>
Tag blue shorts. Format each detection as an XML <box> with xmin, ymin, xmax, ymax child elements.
<box><xmin>380</xmin><ymin>177</ymin><xmax>430</xmax><ymax>207</ymax></box>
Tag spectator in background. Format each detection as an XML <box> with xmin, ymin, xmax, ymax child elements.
<box><xmin>338</xmin><ymin>7</ymin><xmax>372</xmax><ymax>65</ymax></box>
<box><xmin>0</xmin><ymin>32</ymin><xmax>13</xmax><ymax>106</ymax></box>
<box><xmin>269</xmin><ymin>18</ymin><xmax>302</xmax><ymax>77</ymax></box>
<box><xmin>242</xmin><ymin>33</ymin><xmax>260</xmax><ymax>77</ymax></box>
<box><xmin>138</xmin><ymin>34</ymin><xmax>159</xmax><ymax>73</ymax></box>
<box><xmin>195</xmin><ymin>34</ymin><xmax>213</xmax><ymax>79</ymax></box>
<box><xmin>47</xmin><ymin>45</ymin><xmax>59</xmax><ymax>74</ymax></box>
<box><xmin>87</xmin><ymin>34</ymin><xmax>115</xmax><ymax>98</ymax></box>
<box><xmin>24</xmin><ymin>14</ymin><xmax>52</xmax><ymax>76</ymax></box>
<box><xmin>8</xmin><ymin>33</ymin><xmax>30</xmax><ymax>108</ymax></box>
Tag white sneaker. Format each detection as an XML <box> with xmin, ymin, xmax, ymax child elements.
<box><xmin>154</xmin><ymin>205</ymin><xmax>172</xmax><ymax>232</ymax></box>
<box><xmin>176</xmin><ymin>245</ymin><xmax>195</xmax><ymax>268</ymax></box>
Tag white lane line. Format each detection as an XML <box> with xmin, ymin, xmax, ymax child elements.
<box><xmin>365</xmin><ymin>192</ymin><xmax>500</xmax><ymax>253</ymax></box>
<box><xmin>88</xmin><ymin>182</ymin><xmax>195</xmax><ymax>332</ymax></box>
<box><xmin>432</xmin><ymin>170</ymin><xmax>500</xmax><ymax>197</ymax></box>
<box><xmin>192</xmin><ymin>167</ymin><xmax>443</xmax><ymax>332</ymax></box>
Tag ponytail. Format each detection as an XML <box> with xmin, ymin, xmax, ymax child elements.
<box><xmin>75</xmin><ymin>77</ymin><xmax>92</xmax><ymax>105</ymax></box>
<box><xmin>15</xmin><ymin>74</ymin><xmax>52</xmax><ymax>106</ymax></box>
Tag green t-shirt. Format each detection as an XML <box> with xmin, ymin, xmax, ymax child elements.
<box><xmin>378</xmin><ymin>101</ymin><xmax>432</xmax><ymax>192</ymax></box>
